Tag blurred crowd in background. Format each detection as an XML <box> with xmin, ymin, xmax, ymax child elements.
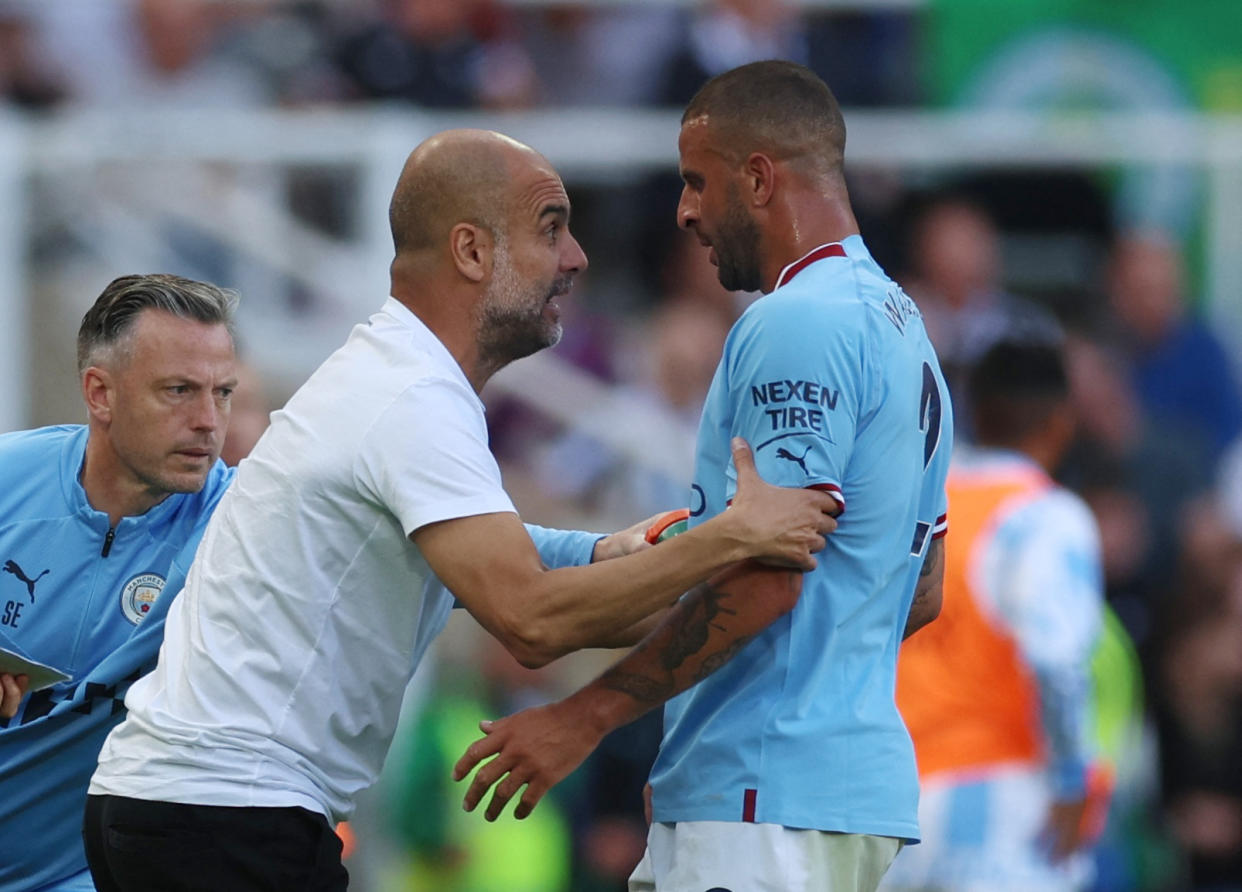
<box><xmin>0</xmin><ymin>0</ymin><xmax>922</xmax><ymax>111</ymax></box>
<box><xmin>3</xmin><ymin>1</ymin><xmax>1242</xmax><ymax>890</ymax></box>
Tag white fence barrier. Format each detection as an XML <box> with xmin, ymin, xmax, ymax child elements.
<box><xmin>3</xmin><ymin>107</ymin><xmax>1241</xmax><ymax>447</ymax></box>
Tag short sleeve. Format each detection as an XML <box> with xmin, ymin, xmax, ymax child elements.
<box><xmin>354</xmin><ymin>378</ymin><xmax>515</xmax><ymax>536</ymax></box>
<box><xmin>721</xmin><ymin>302</ymin><xmax>862</xmax><ymax>509</ymax></box>
<box><xmin>983</xmin><ymin>489</ymin><xmax>1103</xmax><ymax>671</ymax></box>
<box><xmin>981</xmin><ymin>488</ymin><xmax>1103</xmax><ymax>792</ymax></box>
<box><xmin>926</xmin><ymin>437</ymin><xmax>952</xmax><ymax>547</ymax></box>
<box><xmin>525</xmin><ymin>524</ymin><xmax>604</xmax><ymax>569</ymax></box>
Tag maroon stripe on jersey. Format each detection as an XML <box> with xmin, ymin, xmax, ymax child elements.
<box><xmin>807</xmin><ymin>482</ymin><xmax>845</xmax><ymax>515</ymax></box>
<box><xmin>743</xmin><ymin>788</ymin><xmax>757</xmax><ymax>822</ymax></box>
<box><xmin>775</xmin><ymin>243</ymin><xmax>847</xmax><ymax>289</ymax></box>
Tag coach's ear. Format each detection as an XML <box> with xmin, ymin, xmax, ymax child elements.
<box><xmin>82</xmin><ymin>366</ymin><xmax>115</xmax><ymax>426</ymax></box>
<box><xmin>744</xmin><ymin>152</ymin><xmax>776</xmax><ymax>208</ymax></box>
<box><xmin>450</xmin><ymin>222</ymin><xmax>493</xmax><ymax>284</ymax></box>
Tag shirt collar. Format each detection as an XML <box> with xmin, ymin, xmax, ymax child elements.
<box><xmin>774</xmin><ymin>242</ymin><xmax>848</xmax><ymax>290</ymax></box>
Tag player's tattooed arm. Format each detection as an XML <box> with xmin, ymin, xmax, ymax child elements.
<box><xmin>454</xmin><ymin>561</ymin><xmax>800</xmax><ymax>821</ymax></box>
<box><xmin>903</xmin><ymin>536</ymin><xmax>944</xmax><ymax>640</ymax></box>
<box><xmin>598</xmin><ymin>573</ymin><xmax>763</xmax><ymax>704</ymax></box>
<box><xmin>584</xmin><ymin>609</ymin><xmax>671</xmax><ymax>650</ymax></box>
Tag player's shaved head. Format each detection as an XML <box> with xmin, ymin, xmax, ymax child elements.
<box><xmin>389</xmin><ymin>129</ymin><xmax>546</xmax><ymax>255</ymax></box>
<box><xmin>683</xmin><ymin>60</ymin><xmax>846</xmax><ymax>179</ymax></box>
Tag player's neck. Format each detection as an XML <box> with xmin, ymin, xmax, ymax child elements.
<box><xmin>761</xmin><ymin>192</ymin><xmax>859</xmax><ymax>293</ymax></box>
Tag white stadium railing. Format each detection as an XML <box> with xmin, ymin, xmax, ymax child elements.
<box><xmin>2</xmin><ymin>107</ymin><xmax>1241</xmax><ymax>452</ymax></box>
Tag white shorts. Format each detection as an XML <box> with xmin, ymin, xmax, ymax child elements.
<box><xmin>878</xmin><ymin>765</ymin><xmax>1092</xmax><ymax>892</ymax></box>
<box><xmin>628</xmin><ymin>821</ymin><xmax>903</xmax><ymax>892</ymax></box>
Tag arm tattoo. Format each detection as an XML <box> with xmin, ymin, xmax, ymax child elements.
<box><xmin>599</xmin><ymin>580</ymin><xmax>746</xmax><ymax>705</ymax></box>
<box><xmin>905</xmin><ymin>537</ymin><xmax>944</xmax><ymax>640</ymax></box>
<box><xmin>692</xmin><ymin>635</ymin><xmax>754</xmax><ymax>684</ymax></box>
<box><xmin>919</xmin><ymin>538</ymin><xmax>943</xmax><ymax>578</ymax></box>
<box><xmin>598</xmin><ymin>671</ymin><xmax>674</xmax><ymax>704</ymax></box>
<box><xmin>661</xmin><ymin>584</ymin><xmax>736</xmax><ymax>672</ymax></box>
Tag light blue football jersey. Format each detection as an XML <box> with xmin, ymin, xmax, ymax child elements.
<box><xmin>649</xmin><ymin>236</ymin><xmax>953</xmax><ymax>841</ymax></box>
<box><xmin>0</xmin><ymin>425</ymin><xmax>234</xmax><ymax>891</ymax></box>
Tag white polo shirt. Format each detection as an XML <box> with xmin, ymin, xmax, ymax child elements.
<box><xmin>91</xmin><ymin>298</ymin><xmax>523</xmax><ymax>822</ymax></box>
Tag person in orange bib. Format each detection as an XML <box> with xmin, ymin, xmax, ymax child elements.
<box><xmin>883</xmin><ymin>339</ymin><xmax>1110</xmax><ymax>892</ymax></box>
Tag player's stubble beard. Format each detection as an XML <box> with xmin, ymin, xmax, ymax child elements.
<box><xmin>477</xmin><ymin>237</ymin><xmax>567</xmax><ymax>371</ymax></box>
<box><xmin>713</xmin><ymin>182</ymin><xmax>763</xmax><ymax>294</ymax></box>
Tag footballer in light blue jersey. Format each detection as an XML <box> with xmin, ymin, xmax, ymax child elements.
<box><xmin>0</xmin><ymin>426</ymin><xmax>234</xmax><ymax>892</ymax></box>
<box><xmin>649</xmin><ymin>236</ymin><xmax>953</xmax><ymax>841</ymax></box>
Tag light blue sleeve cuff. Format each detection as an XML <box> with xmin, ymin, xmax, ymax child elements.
<box><xmin>525</xmin><ymin>524</ymin><xmax>604</xmax><ymax>569</ymax></box>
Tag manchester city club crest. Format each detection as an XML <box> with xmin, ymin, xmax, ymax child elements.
<box><xmin>120</xmin><ymin>573</ymin><xmax>165</xmax><ymax>625</ymax></box>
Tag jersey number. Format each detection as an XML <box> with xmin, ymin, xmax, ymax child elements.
<box><xmin>919</xmin><ymin>362</ymin><xmax>942</xmax><ymax>470</ymax></box>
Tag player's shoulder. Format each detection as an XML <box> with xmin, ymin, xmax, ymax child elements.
<box><xmin>199</xmin><ymin>460</ymin><xmax>237</xmax><ymax>505</ymax></box>
<box><xmin>731</xmin><ymin>295</ymin><xmax>867</xmax><ymax>384</ymax></box>
<box><xmin>157</xmin><ymin>460</ymin><xmax>236</xmax><ymax>533</ymax></box>
<box><xmin>743</xmin><ymin>274</ymin><xmax>869</xmax><ymax>345</ymax></box>
<box><xmin>188</xmin><ymin>459</ymin><xmax>236</xmax><ymax>519</ymax></box>
<box><xmin>0</xmin><ymin>424</ymin><xmax>82</xmax><ymax>474</ymax></box>
<box><xmin>1001</xmin><ymin>478</ymin><xmax>1099</xmax><ymax>547</ymax></box>
<box><xmin>1033</xmin><ymin>484</ymin><xmax>1097</xmax><ymax>532</ymax></box>
<box><xmin>0</xmin><ymin>426</ymin><xmax>82</xmax><ymax>521</ymax></box>
<box><xmin>0</xmin><ymin>423</ymin><xmax>81</xmax><ymax>451</ymax></box>
<box><xmin>767</xmin><ymin>241</ymin><xmax>916</xmax><ymax>329</ymax></box>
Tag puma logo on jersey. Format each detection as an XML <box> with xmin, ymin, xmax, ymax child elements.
<box><xmin>3</xmin><ymin>560</ymin><xmax>48</xmax><ymax>603</ymax></box>
<box><xmin>775</xmin><ymin>445</ymin><xmax>812</xmax><ymax>474</ymax></box>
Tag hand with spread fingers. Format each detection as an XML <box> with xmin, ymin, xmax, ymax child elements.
<box><xmin>453</xmin><ymin>696</ymin><xmax>603</xmax><ymax>821</ymax></box>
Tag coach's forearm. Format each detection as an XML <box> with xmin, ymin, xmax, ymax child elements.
<box><xmin>581</xmin><ymin>609</ymin><xmax>671</xmax><ymax>650</ymax></box>
<box><xmin>506</xmin><ymin>513</ymin><xmax>762</xmax><ymax>665</ymax></box>
<box><xmin>560</xmin><ymin>562</ymin><xmax>802</xmax><ymax>732</ymax></box>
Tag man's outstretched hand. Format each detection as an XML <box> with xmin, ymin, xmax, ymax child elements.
<box><xmin>453</xmin><ymin>697</ymin><xmax>602</xmax><ymax>821</ymax></box>
<box><xmin>591</xmin><ymin>513</ymin><xmax>662</xmax><ymax>562</ymax></box>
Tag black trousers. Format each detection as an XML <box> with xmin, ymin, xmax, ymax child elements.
<box><xmin>83</xmin><ymin>794</ymin><xmax>349</xmax><ymax>892</ymax></box>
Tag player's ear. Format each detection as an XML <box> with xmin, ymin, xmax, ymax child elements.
<box><xmin>745</xmin><ymin>152</ymin><xmax>776</xmax><ymax>208</ymax></box>
<box><xmin>450</xmin><ymin>222</ymin><xmax>493</xmax><ymax>284</ymax></box>
<box><xmin>82</xmin><ymin>367</ymin><xmax>114</xmax><ymax>424</ymax></box>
